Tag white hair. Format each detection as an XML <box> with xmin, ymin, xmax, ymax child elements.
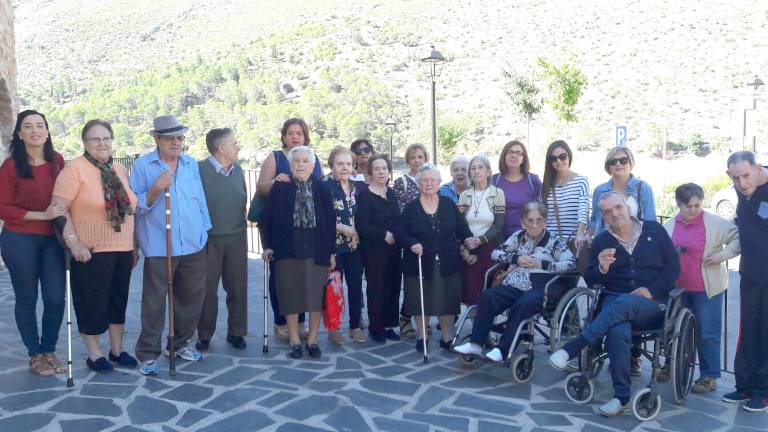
<box><xmin>449</xmin><ymin>154</ymin><xmax>470</xmax><ymax>169</ymax></box>
<box><xmin>468</xmin><ymin>154</ymin><xmax>492</xmax><ymax>187</ymax></box>
<box><xmin>415</xmin><ymin>163</ymin><xmax>442</xmax><ymax>184</ymax></box>
<box><xmin>287</xmin><ymin>145</ymin><xmax>316</xmax><ymax>164</ymax></box>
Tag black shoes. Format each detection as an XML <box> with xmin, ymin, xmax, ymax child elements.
<box><xmin>227</xmin><ymin>335</ymin><xmax>247</xmax><ymax>349</ymax></box>
<box><xmin>195</xmin><ymin>339</ymin><xmax>210</xmax><ymax>351</ymax></box>
<box><xmin>439</xmin><ymin>338</ymin><xmax>452</xmax><ymax>352</ymax></box>
<box><xmin>305</xmin><ymin>343</ymin><xmax>322</xmax><ymax>358</ymax></box>
<box><xmin>108</xmin><ymin>351</ymin><xmax>138</xmax><ymax>367</ymax></box>
<box><xmin>370</xmin><ymin>331</ymin><xmax>386</xmax><ymax>343</ymax></box>
<box><xmin>416</xmin><ymin>339</ymin><xmax>427</xmax><ymax>353</ymax></box>
<box><xmin>288</xmin><ymin>344</ymin><xmax>302</xmax><ymax>359</ymax></box>
<box><xmin>383</xmin><ymin>329</ymin><xmax>401</xmax><ymax>341</ymax></box>
<box><xmin>87</xmin><ymin>357</ymin><xmax>114</xmax><ymax>372</ymax></box>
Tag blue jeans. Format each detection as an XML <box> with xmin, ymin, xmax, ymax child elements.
<box><xmin>581</xmin><ymin>293</ymin><xmax>666</xmax><ymax>402</ymax></box>
<box><xmin>683</xmin><ymin>291</ymin><xmax>722</xmax><ymax>379</ymax></box>
<box><xmin>0</xmin><ymin>230</ymin><xmax>65</xmax><ymax>357</ymax></box>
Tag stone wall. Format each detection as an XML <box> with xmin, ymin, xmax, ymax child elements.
<box><xmin>0</xmin><ymin>1</ymin><xmax>18</xmax><ymax>159</ymax></box>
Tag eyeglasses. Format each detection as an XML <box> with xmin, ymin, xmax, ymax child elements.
<box><xmin>506</xmin><ymin>150</ymin><xmax>524</xmax><ymax>158</ymax></box>
<box><xmin>85</xmin><ymin>137</ymin><xmax>113</xmax><ymax>144</ymax></box>
<box><xmin>608</xmin><ymin>156</ymin><xmax>630</xmax><ymax>166</ymax></box>
<box><xmin>549</xmin><ymin>153</ymin><xmax>568</xmax><ymax>163</ymax></box>
<box><xmin>353</xmin><ymin>147</ymin><xmax>372</xmax><ymax>155</ymax></box>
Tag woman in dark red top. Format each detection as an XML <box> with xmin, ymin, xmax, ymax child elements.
<box><xmin>0</xmin><ymin>110</ymin><xmax>67</xmax><ymax>376</ymax></box>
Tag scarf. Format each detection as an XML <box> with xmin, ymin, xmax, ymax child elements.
<box><xmin>293</xmin><ymin>177</ymin><xmax>317</xmax><ymax>229</ymax></box>
<box><xmin>83</xmin><ymin>151</ymin><xmax>134</xmax><ymax>232</ymax></box>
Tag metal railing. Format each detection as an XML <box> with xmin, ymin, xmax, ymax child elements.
<box><xmin>244</xmin><ymin>169</ymin><xmax>262</xmax><ymax>254</ymax></box>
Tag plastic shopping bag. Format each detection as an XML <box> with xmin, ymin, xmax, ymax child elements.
<box><xmin>323</xmin><ymin>270</ymin><xmax>345</xmax><ymax>331</ymax></box>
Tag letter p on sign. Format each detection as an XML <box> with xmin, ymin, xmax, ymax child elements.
<box><xmin>615</xmin><ymin>126</ymin><xmax>627</xmax><ymax>147</ymax></box>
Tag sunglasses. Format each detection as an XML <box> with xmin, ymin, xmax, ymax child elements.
<box><xmin>353</xmin><ymin>147</ymin><xmax>372</xmax><ymax>155</ymax></box>
<box><xmin>608</xmin><ymin>156</ymin><xmax>630</xmax><ymax>166</ymax></box>
<box><xmin>549</xmin><ymin>153</ymin><xmax>568</xmax><ymax>163</ymax></box>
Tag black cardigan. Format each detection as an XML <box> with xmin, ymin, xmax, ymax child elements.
<box><xmin>398</xmin><ymin>195</ymin><xmax>473</xmax><ymax>279</ymax></box>
<box><xmin>356</xmin><ymin>187</ymin><xmax>400</xmax><ymax>253</ymax></box>
<box><xmin>583</xmin><ymin>221</ymin><xmax>679</xmax><ymax>301</ymax></box>
<box><xmin>258</xmin><ymin>179</ymin><xmax>335</xmax><ymax>266</ymax></box>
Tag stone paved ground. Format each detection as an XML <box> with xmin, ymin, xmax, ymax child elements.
<box><xmin>0</xmin><ymin>257</ymin><xmax>765</xmax><ymax>432</ymax></box>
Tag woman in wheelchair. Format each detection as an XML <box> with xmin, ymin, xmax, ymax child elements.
<box><xmin>453</xmin><ymin>202</ymin><xmax>575</xmax><ymax>362</ymax></box>
<box><xmin>548</xmin><ymin>191</ymin><xmax>680</xmax><ymax>417</ymax></box>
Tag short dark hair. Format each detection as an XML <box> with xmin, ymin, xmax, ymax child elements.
<box><xmin>205</xmin><ymin>128</ymin><xmax>234</xmax><ymax>155</ymax></box>
<box><xmin>367</xmin><ymin>153</ymin><xmax>392</xmax><ymax>177</ymax></box>
<box><xmin>498</xmin><ymin>140</ymin><xmax>531</xmax><ymax>175</ymax></box>
<box><xmin>675</xmin><ymin>183</ymin><xmax>704</xmax><ymax>205</ymax></box>
<box><xmin>280</xmin><ymin>118</ymin><xmax>310</xmax><ymax>148</ymax></box>
<box><xmin>351</xmin><ymin>138</ymin><xmax>374</xmax><ymax>154</ymax></box>
<box><xmin>727</xmin><ymin>150</ymin><xmax>757</xmax><ymax>168</ymax></box>
<box><xmin>81</xmin><ymin>119</ymin><xmax>114</xmax><ymax>142</ymax></box>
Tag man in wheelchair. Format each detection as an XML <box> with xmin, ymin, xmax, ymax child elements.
<box><xmin>453</xmin><ymin>202</ymin><xmax>575</xmax><ymax>362</ymax></box>
<box><xmin>549</xmin><ymin>191</ymin><xmax>680</xmax><ymax>416</ymax></box>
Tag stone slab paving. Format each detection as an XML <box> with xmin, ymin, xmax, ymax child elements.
<box><xmin>0</xmin><ymin>257</ymin><xmax>765</xmax><ymax>432</ymax></box>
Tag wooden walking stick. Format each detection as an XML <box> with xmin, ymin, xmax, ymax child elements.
<box><xmin>417</xmin><ymin>253</ymin><xmax>429</xmax><ymax>364</ymax></box>
<box><xmin>165</xmin><ymin>189</ymin><xmax>176</xmax><ymax>376</ymax></box>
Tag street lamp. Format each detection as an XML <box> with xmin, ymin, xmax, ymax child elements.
<box><xmin>421</xmin><ymin>45</ymin><xmax>445</xmax><ymax>164</ymax></box>
<box><xmin>384</xmin><ymin>118</ymin><xmax>399</xmax><ymax>182</ymax></box>
<box><xmin>744</xmin><ymin>75</ymin><xmax>764</xmax><ymax>151</ymax></box>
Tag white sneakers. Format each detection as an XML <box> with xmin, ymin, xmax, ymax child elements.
<box><xmin>548</xmin><ymin>349</ymin><xmax>569</xmax><ymax>370</ymax></box>
<box><xmin>165</xmin><ymin>344</ymin><xmax>204</xmax><ymax>362</ymax></box>
<box><xmin>453</xmin><ymin>342</ymin><xmax>482</xmax><ymax>356</ymax></box>
<box><xmin>485</xmin><ymin>348</ymin><xmax>503</xmax><ymax>363</ymax></box>
<box><xmin>598</xmin><ymin>398</ymin><xmax>630</xmax><ymax>416</ymax></box>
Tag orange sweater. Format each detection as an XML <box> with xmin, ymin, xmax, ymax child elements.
<box><xmin>53</xmin><ymin>156</ymin><xmax>137</xmax><ymax>252</ymax></box>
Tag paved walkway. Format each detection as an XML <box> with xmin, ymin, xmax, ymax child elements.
<box><xmin>0</xmin><ymin>257</ymin><xmax>765</xmax><ymax>432</ymax></box>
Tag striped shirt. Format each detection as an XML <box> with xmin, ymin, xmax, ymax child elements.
<box><xmin>545</xmin><ymin>175</ymin><xmax>591</xmax><ymax>239</ymax></box>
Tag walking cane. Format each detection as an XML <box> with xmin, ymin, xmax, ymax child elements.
<box><xmin>417</xmin><ymin>253</ymin><xmax>429</xmax><ymax>364</ymax></box>
<box><xmin>165</xmin><ymin>189</ymin><xmax>176</xmax><ymax>376</ymax></box>
<box><xmin>52</xmin><ymin>217</ymin><xmax>74</xmax><ymax>387</ymax></box>
<box><xmin>263</xmin><ymin>259</ymin><xmax>269</xmax><ymax>353</ymax></box>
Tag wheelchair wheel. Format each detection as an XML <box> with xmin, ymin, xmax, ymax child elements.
<box><xmin>511</xmin><ymin>353</ymin><xmax>534</xmax><ymax>384</ymax></box>
<box><xmin>550</xmin><ymin>288</ymin><xmax>594</xmax><ymax>372</ymax></box>
<box><xmin>458</xmin><ymin>354</ymin><xmax>478</xmax><ymax>367</ymax></box>
<box><xmin>670</xmin><ymin>308</ymin><xmax>696</xmax><ymax>404</ymax></box>
<box><xmin>631</xmin><ymin>387</ymin><xmax>662</xmax><ymax>421</ymax></box>
<box><xmin>564</xmin><ymin>372</ymin><xmax>594</xmax><ymax>404</ymax></box>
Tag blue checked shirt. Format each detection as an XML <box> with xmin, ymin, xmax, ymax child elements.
<box><xmin>130</xmin><ymin>149</ymin><xmax>212</xmax><ymax>257</ymax></box>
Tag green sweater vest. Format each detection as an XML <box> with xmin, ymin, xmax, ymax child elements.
<box><xmin>198</xmin><ymin>159</ymin><xmax>247</xmax><ymax>238</ymax></box>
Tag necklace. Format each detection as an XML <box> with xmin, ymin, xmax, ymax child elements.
<box><xmin>471</xmin><ymin>187</ymin><xmax>489</xmax><ymax>217</ymax></box>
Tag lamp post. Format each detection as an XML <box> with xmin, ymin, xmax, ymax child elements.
<box><xmin>421</xmin><ymin>45</ymin><xmax>445</xmax><ymax>164</ymax></box>
<box><xmin>747</xmin><ymin>75</ymin><xmax>764</xmax><ymax>152</ymax></box>
<box><xmin>384</xmin><ymin>118</ymin><xmax>398</xmax><ymax>182</ymax></box>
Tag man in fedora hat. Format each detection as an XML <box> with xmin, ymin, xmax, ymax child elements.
<box><xmin>130</xmin><ymin>115</ymin><xmax>212</xmax><ymax>375</ymax></box>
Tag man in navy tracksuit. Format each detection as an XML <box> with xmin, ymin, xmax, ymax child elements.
<box><xmin>721</xmin><ymin>151</ymin><xmax>768</xmax><ymax>412</ymax></box>
<box><xmin>548</xmin><ymin>191</ymin><xmax>679</xmax><ymax>417</ymax></box>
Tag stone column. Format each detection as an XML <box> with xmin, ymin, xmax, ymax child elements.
<box><xmin>1</xmin><ymin>0</ymin><xmax>18</xmax><ymax>160</ymax></box>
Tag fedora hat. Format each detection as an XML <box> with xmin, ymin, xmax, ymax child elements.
<box><xmin>149</xmin><ymin>115</ymin><xmax>189</xmax><ymax>136</ymax></box>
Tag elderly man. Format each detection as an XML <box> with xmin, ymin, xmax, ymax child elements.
<box><xmin>131</xmin><ymin>115</ymin><xmax>212</xmax><ymax>375</ymax></box>
<box><xmin>721</xmin><ymin>151</ymin><xmax>768</xmax><ymax>412</ymax></box>
<box><xmin>549</xmin><ymin>191</ymin><xmax>679</xmax><ymax>416</ymax></box>
<box><xmin>195</xmin><ymin>128</ymin><xmax>248</xmax><ymax>351</ymax></box>
<box><xmin>439</xmin><ymin>155</ymin><xmax>470</xmax><ymax>204</ymax></box>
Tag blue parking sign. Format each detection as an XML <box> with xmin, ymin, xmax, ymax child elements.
<box><xmin>615</xmin><ymin>125</ymin><xmax>627</xmax><ymax>147</ymax></box>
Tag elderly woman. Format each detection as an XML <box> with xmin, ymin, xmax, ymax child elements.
<box><xmin>0</xmin><ymin>110</ymin><xmax>67</xmax><ymax>376</ymax></box>
<box><xmin>541</xmin><ymin>140</ymin><xmax>590</xmax><ymax>249</ymax></box>
<box><xmin>455</xmin><ymin>202</ymin><xmax>575</xmax><ymax>362</ymax></box>
<box><xmin>393</xmin><ymin>143</ymin><xmax>429</xmax><ymax>212</ymax></box>
<box><xmin>259</xmin><ymin>146</ymin><xmax>335</xmax><ymax>359</ymax></box>
<box><xmin>458</xmin><ymin>155</ymin><xmax>505</xmax><ymax>305</ymax></box>
<box><xmin>590</xmin><ymin>146</ymin><xmax>655</xmax><ymax>236</ymax></box>
<box><xmin>663</xmin><ymin>183</ymin><xmax>740</xmax><ymax>393</ymax></box>
<box><xmin>256</xmin><ymin>118</ymin><xmax>321</xmax><ymax>340</ymax></box>
<box><xmin>51</xmin><ymin>119</ymin><xmax>138</xmax><ymax>372</ymax></box>
<box><xmin>399</xmin><ymin>164</ymin><xmax>476</xmax><ymax>352</ymax></box>
<box><xmin>357</xmin><ymin>154</ymin><xmax>402</xmax><ymax>343</ymax></box>
<box><xmin>350</xmin><ymin>138</ymin><xmax>374</xmax><ymax>184</ymax></box>
<box><xmin>323</xmin><ymin>146</ymin><xmax>366</xmax><ymax>344</ymax></box>
<box><xmin>439</xmin><ymin>155</ymin><xmax>470</xmax><ymax>204</ymax></box>
<box><xmin>492</xmin><ymin>140</ymin><xmax>542</xmax><ymax>238</ymax></box>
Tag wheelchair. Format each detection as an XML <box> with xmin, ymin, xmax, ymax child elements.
<box><xmin>563</xmin><ymin>285</ymin><xmax>697</xmax><ymax>421</ymax></box>
<box><xmin>451</xmin><ymin>262</ymin><xmax>594</xmax><ymax>383</ymax></box>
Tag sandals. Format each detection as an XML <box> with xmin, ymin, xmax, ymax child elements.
<box><xmin>29</xmin><ymin>354</ymin><xmax>56</xmax><ymax>376</ymax></box>
<box><xmin>399</xmin><ymin>316</ymin><xmax>416</xmax><ymax>339</ymax></box>
<box><xmin>43</xmin><ymin>352</ymin><xmax>66</xmax><ymax>374</ymax></box>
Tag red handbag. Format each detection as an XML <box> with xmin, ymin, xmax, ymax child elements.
<box><xmin>323</xmin><ymin>270</ymin><xmax>345</xmax><ymax>331</ymax></box>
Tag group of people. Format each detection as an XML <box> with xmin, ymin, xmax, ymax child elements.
<box><xmin>1</xmin><ymin>110</ymin><xmax>767</xmax><ymax>416</ymax></box>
